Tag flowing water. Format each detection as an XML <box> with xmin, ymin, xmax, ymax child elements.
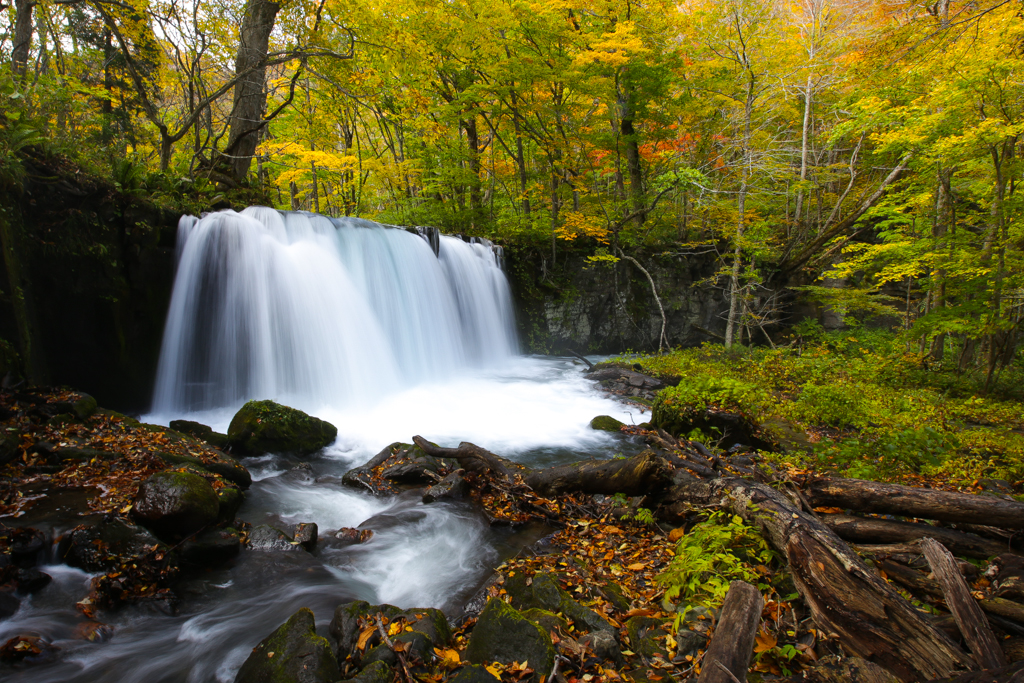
<box><xmin>1</xmin><ymin>209</ymin><xmax>648</xmax><ymax>682</ymax></box>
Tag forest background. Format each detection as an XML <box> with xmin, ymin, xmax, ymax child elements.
<box><xmin>0</xmin><ymin>0</ymin><xmax>1022</xmax><ymax>386</ymax></box>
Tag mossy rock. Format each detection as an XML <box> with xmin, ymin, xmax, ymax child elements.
<box><xmin>521</xmin><ymin>608</ymin><xmax>570</xmax><ymax>635</ymax></box>
<box><xmin>71</xmin><ymin>393</ymin><xmax>98</xmax><ymax>420</ymax></box>
<box><xmin>450</xmin><ymin>664</ymin><xmax>500</xmax><ymax>683</ymax></box>
<box><xmin>530</xmin><ymin>573</ymin><xmax>614</xmax><ymax>634</ymax></box>
<box><xmin>169</xmin><ymin>419</ymin><xmax>231</xmax><ymax>449</ymax></box>
<box><xmin>624</xmin><ymin>615</ymin><xmax>671</xmax><ymax>659</ymax></box>
<box><xmin>589</xmin><ymin>415</ymin><xmax>624</xmax><ymax>432</ymax></box>
<box><xmin>349</xmin><ymin>661</ymin><xmax>393</xmax><ymax>683</ymax></box>
<box><xmin>465</xmin><ymin>599</ymin><xmax>554</xmax><ymax>681</ymax></box>
<box><xmin>59</xmin><ymin>517</ymin><xmax>166</xmax><ymax>572</ymax></box>
<box><xmin>403</xmin><ymin>607</ymin><xmax>452</xmax><ymax>647</ymax></box>
<box><xmin>234</xmin><ymin>607</ymin><xmax>339</xmax><ymax>683</ymax></box>
<box><xmin>227</xmin><ymin>400</ymin><xmax>337</xmax><ymax>456</ymax></box>
<box><xmin>131</xmin><ymin>470</ymin><xmax>219</xmax><ymax>541</ymax></box>
<box><xmin>218</xmin><ymin>486</ymin><xmax>244</xmax><ymax>522</ymax></box>
<box><xmin>0</xmin><ymin>429</ymin><xmax>19</xmax><ymax>466</ymax></box>
<box><xmin>330</xmin><ymin>601</ymin><xmax>404</xmax><ymax>662</ymax></box>
<box><xmin>156</xmin><ymin>448</ymin><xmax>252</xmax><ymax>489</ymax></box>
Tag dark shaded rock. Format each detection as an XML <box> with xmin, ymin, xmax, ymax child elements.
<box><xmin>53</xmin><ymin>446</ymin><xmax>116</xmax><ymax>463</ymax></box>
<box><xmin>218</xmin><ymin>486</ymin><xmax>245</xmax><ymax>522</ymax></box>
<box><xmin>72</xmin><ymin>393</ymin><xmax>98</xmax><ymax>420</ymax></box>
<box><xmin>293</xmin><ymin>523</ymin><xmax>317</xmax><ymax>551</ymax></box>
<box><xmin>360</xmin><ymin>643</ymin><xmax>397</xmax><ymax>668</ymax></box>
<box><xmin>227</xmin><ymin>400</ymin><xmax>337</xmax><ymax>456</ymax></box>
<box><xmin>590</xmin><ymin>416</ymin><xmax>624</xmax><ymax>432</ymax></box>
<box><xmin>450</xmin><ymin>664</ymin><xmax>500</xmax><ymax>683</ymax></box>
<box><xmin>624</xmin><ymin>616</ymin><xmax>670</xmax><ymax>659</ymax></box>
<box><xmin>672</xmin><ymin>629</ymin><xmax>706</xmax><ymax>659</ymax></box>
<box><xmin>169</xmin><ymin>419</ymin><xmax>230</xmax><ymax>449</ymax></box>
<box><xmin>423</xmin><ymin>472</ymin><xmax>469</xmax><ymax>503</ymax></box>
<box><xmin>321</xmin><ymin>528</ymin><xmax>374</xmax><ymax>551</ymax></box>
<box><xmin>382</xmin><ymin>460</ymin><xmax>438</xmax><ymax>485</ymax></box>
<box><xmin>234</xmin><ymin>607</ymin><xmax>339</xmax><ymax>683</ymax></box>
<box><xmin>349</xmin><ymin>661</ymin><xmax>393</xmax><ymax>683</ymax></box>
<box><xmin>394</xmin><ymin>630</ymin><xmax>433</xmax><ymax>662</ymax></box>
<box><xmin>246</xmin><ymin>525</ymin><xmax>303</xmax><ymax>553</ymax></box>
<box><xmin>465</xmin><ymin>598</ymin><xmax>554</xmax><ymax>682</ymax></box>
<box><xmin>599</xmin><ymin>582</ymin><xmax>631</xmax><ymax>613</ymax></box>
<box><xmin>402</xmin><ymin>607</ymin><xmax>452</xmax><ymax>648</ymax></box>
<box><xmin>59</xmin><ymin>517</ymin><xmax>164</xmax><ymax>572</ymax></box>
<box><xmin>132</xmin><ymin>470</ymin><xmax>220</xmax><ymax>540</ymax></box>
<box><xmin>520</xmin><ymin>608</ymin><xmax>569</xmax><ymax>636</ymax></box>
<box><xmin>0</xmin><ymin>430</ymin><xmax>21</xmax><ymax>465</ymax></box>
<box><xmin>180</xmin><ymin>528</ymin><xmax>241</xmax><ymax>566</ymax></box>
<box><xmin>530</xmin><ymin>573</ymin><xmax>614</xmax><ymax>634</ymax></box>
<box><xmin>155</xmin><ymin>450</ymin><xmax>252</xmax><ymax>489</ymax></box>
<box><xmin>9</xmin><ymin>528</ymin><xmax>47</xmax><ymax>568</ymax></box>
<box><xmin>0</xmin><ymin>588</ymin><xmax>19</xmax><ymax>619</ymax></box>
<box><xmin>330</xmin><ymin>601</ymin><xmax>403</xmax><ymax>662</ymax></box>
<box><xmin>0</xmin><ymin>634</ymin><xmax>59</xmax><ymax>663</ymax></box>
<box><xmin>13</xmin><ymin>568</ymin><xmax>51</xmax><ymax>594</ymax></box>
<box><xmin>341</xmin><ymin>468</ymin><xmax>399</xmax><ymax>497</ymax></box>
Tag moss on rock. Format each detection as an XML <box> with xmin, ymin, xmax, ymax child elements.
<box><xmin>131</xmin><ymin>470</ymin><xmax>219</xmax><ymax>540</ymax></box>
<box><xmin>465</xmin><ymin>598</ymin><xmax>553</xmax><ymax>681</ymax></box>
<box><xmin>589</xmin><ymin>415</ymin><xmax>624</xmax><ymax>432</ymax></box>
<box><xmin>227</xmin><ymin>400</ymin><xmax>337</xmax><ymax>456</ymax></box>
<box><xmin>234</xmin><ymin>607</ymin><xmax>339</xmax><ymax>683</ymax></box>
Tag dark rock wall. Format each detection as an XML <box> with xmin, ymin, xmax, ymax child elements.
<box><xmin>0</xmin><ymin>154</ymin><xmax>178</xmax><ymax>412</ymax></box>
<box><xmin>506</xmin><ymin>246</ymin><xmax>730</xmax><ymax>355</ymax></box>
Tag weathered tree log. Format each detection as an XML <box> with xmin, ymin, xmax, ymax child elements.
<box><xmin>697</xmin><ymin>580</ymin><xmax>763</xmax><ymax>683</ymax></box>
<box><xmin>823</xmin><ymin>515</ymin><xmax>1009</xmax><ymax>559</ymax></box>
<box><xmin>921</xmin><ymin>538</ymin><xmax>1007</xmax><ymax>670</ymax></box>
<box><xmin>412</xmin><ymin>436</ymin><xmax>524</xmax><ymax>481</ymax></box>
<box><xmin>524</xmin><ymin>450</ymin><xmax>673</xmax><ymax>497</ymax></box>
<box><xmin>773</xmin><ymin>656</ymin><xmax>900</xmax><ymax>683</ymax></box>
<box><xmin>806</xmin><ymin>478</ymin><xmax>1024</xmax><ymax>529</ymax></box>
<box><xmin>669</xmin><ymin>478</ymin><xmax>971</xmax><ymax>681</ymax></box>
<box><xmin>926</xmin><ymin>661</ymin><xmax>1024</xmax><ymax>683</ymax></box>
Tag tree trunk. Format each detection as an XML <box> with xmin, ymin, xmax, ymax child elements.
<box><xmin>11</xmin><ymin>0</ymin><xmax>34</xmax><ymax>79</ymax></box>
<box><xmin>225</xmin><ymin>0</ymin><xmax>281</xmax><ymax>183</ymax></box>
<box><xmin>666</xmin><ymin>477</ymin><xmax>970</xmax><ymax>681</ymax></box>
<box><xmin>725</xmin><ymin>73</ymin><xmax>754</xmax><ymax>348</ymax></box>
<box><xmin>794</xmin><ymin>74</ymin><xmax>813</xmax><ymax>230</ymax></box>
<box><xmin>697</xmin><ymin>581</ymin><xmax>763</xmax><ymax>683</ymax></box>
<box><xmin>464</xmin><ymin>116</ymin><xmax>482</xmax><ymax>220</ymax></box>
<box><xmin>617</xmin><ymin>79</ymin><xmax>644</xmax><ymax>224</ymax></box>
<box><xmin>523</xmin><ymin>451</ymin><xmax>672</xmax><ymax>497</ymax></box>
<box><xmin>820</xmin><ymin>515</ymin><xmax>1009</xmax><ymax>560</ymax></box>
<box><xmin>805</xmin><ymin>478</ymin><xmax>1024</xmax><ymax>529</ymax></box>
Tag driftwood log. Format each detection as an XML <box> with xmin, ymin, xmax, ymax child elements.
<box><xmin>921</xmin><ymin>538</ymin><xmax>1007</xmax><ymax>670</ymax></box>
<box><xmin>806</xmin><ymin>478</ymin><xmax>1024</xmax><ymax>529</ymax></box>
<box><xmin>667</xmin><ymin>478</ymin><xmax>970</xmax><ymax>681</ymax></box>
<box><xmin>524</xmin><ymin>451</ymin><xmax>672</xmax><ymax>496</ymax></box>
<box><xmin>697</xmin><ymin>580</ymin><xmax>763</xmax><ymax>683</ymax></box>
<box><xmin>822</xmin><ymin>515</ymin><xmax>1011</xmax><ymax>559</ymax></box>
<box><xmin>412</xmin><ymin>436</ymin><xmax>523</xmax><ymax>480</ymax></box>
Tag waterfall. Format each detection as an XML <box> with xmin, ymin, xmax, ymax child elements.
<box><xmin>151</xmin><ymin>207</ymin><xmax>519</xmax><ymax>414</ymax></box>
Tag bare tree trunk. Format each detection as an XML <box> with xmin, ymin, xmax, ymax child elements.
<box><xmin>225</xmin><ymin>0</ymin><xmax>281</xmax><ymax>183</ymax></box>
<box><xmin>726</xmin><ymin>76</ymin><xmax>754</xmax><ymax>348</ymax></box>
<box><xmin>11</xmin><ymin>0</ymin><xmax>34</xmax><ymax>79</ymax></box>
<box><xmin>794</xmin><ymin>74</ymin><xmax>813</xmax><ymax>229</ymax></box>
<box><xmin>617</xmin><ymin>79</ymin><xmax>644</xmax><ymax>224</ymax></box>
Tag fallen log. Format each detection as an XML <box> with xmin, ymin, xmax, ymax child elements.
<box><xmin>822</xmin><ymin>515</ymin><xmax>1009</xmax><ymax>559</ymax></box>
<box><xmin>669</xmin><ymin>478</ymin><xmax>971</xmax><ymax>681</ymax></box>
<box><xmin>524</xmin><ymin>451</ymin><xmax>673</xmax><ymax>497</ymax></box>
<box><xmin>921</xmin><ymin>538</ymin><xmax>1006</xmax><ymax>670</ymax></box>
<box><xmin>412</xmin><ymin>436</ymin><xmax>524</xmax><ymax>481</ymax></box>
<box><xmin>697</xmin><ymin>580</ymin><xmax>763</xmax><ymax>683</ymax></box>
<box><xmin>806</xmin><ymin>478</ymin><xmax>1024</xmax><ymax>530</ymax></box>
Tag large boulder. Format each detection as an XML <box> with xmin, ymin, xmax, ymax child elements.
<box><xmin>465</xmin><ymin>599</ymin><xmax>554</xmax><ymax>681</ymax></box>
<box><xmin>131</xmin><ymin>471</ymin><xmax>220</xmax><ymax>540</ymax></box>
<box><xmin>234</xmin><ymin>608</ymin><xmax>339</xmax><ymax>683</ymax></box>
<box><xmin>227</xmin><ymin>401</ymin><xmax>337</xmax><ymax>456</ymax></box>
<box><xmin>59</xmin><ymin>517</ymin><xmax>165</xmax><ymax>572</ymax></box>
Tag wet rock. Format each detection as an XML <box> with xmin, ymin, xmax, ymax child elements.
<box><xmin>624</xmin><ymin>615</ymin><xmax>670</xmax><ymax>659</ymax></box>
<box><xmin>465</xmin><ymin>598</ymin><xmax>554</xmax><ymax>682</ymax></box>
<box><xmin>451</xmin><ymin>664</ymin><xmax>501</xmax><ymax>683</ymax></box>
<box><xmin>423</xmin><ymin>471</ymin><xmax>469</xmax><ymax>503</ymax></box>
<box><xmin>360</xmin><ymin>643</ymin><xmax>397</xmax><ymax>668</ymax></box>
<box><xmin>13</xmin><ymin>567</ymin><xmax>51</xmax><ymax>594</ymax></box>
<box><xmin>341</xmin><ymin>468</ymin><xmax>399</xmax><ymax>497</ymax></box>
<box><xmin>589</xmin><ymin>415</ymin><xmax>624</xmax><ymax>432</ymax></box>
<box><xmin>403</xmin><ymin>607</ymin><xmax>452</xmax><ymax>648</ymax></box>
<box><xmin>132</xmin><ymin>470</ymin><xmax>220</xmax><ymax>541</ymax></box>
<box><xmin>180</xmin><ymin>528</ymin><xmax>241</xmax><ymax>566</ymax></box>
<box><xmin>0</xmin><ymin>634</ymin><xmax>59</xmax><ymax>663</ymax></box>
<box><xmin>330</xmin><ymin>601</ymin><xmax>404</xmax><ymax>662</ymax></box>
<box><xmin>0</xmin><ymin>588</ymin><xmax>19</xmax><ymax>619</ymax></box>
<box><xmin>246</xmin><ymin>525</ymin><xmax>303</xmax><ymax>553</ymax></box>
<box><xmin>528</xmin><ymin>573</ymin><xmax>614</xmax><ymax>634</ymax></box>
<box><xmin>234</xmin><ymin>607</ymin><xmax>339</xmax><ymax>683</ymax></box>
<box><xmin>8</xmin><ymin>528</ymin><xmax>47</xmax><ymax>567</ymax></box>
<box><xmin>321</xmin><ymin>528</ymin><xmax>373</xmax><ymax>551</ymax></box>
<box><xmin>169</xmin><ymin>419</ymin><xmax>230</xmax><ymax>450</ymax></box>
<box><xmin>218</xmin><ymin>486</ymin><xmax>245</xmax><ymax>522</ymax></box>
<box><xmin>349</xmin><ymin>661</ymin><xmax>393</xmax><ymax>683</ymax></box>
<box><xmin>227</xmin><ymin>400</ymin><xmax>337</xmax><ymax>456</ymax></box>
<box><xmin>293</xmin><ymin>523</ymin><xmax>317</xmax><ymax>551</ymax></box>
<box><xmin>59</xmin><ymin>517</ymin><xmax>164</xmax><ymax>572</ymax></box>
<box><xmin>155</xmin><ymin>449</ymin><xmax>252</xmax><ymax>489</ymax></box>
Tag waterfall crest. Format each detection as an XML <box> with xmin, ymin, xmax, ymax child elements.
<box><xmin>151</xmin><ymin>208</ymin><xmax>518</xmax><ymax>414</ymax></box>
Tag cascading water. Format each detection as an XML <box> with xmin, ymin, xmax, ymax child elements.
<box><xmin>151</xmin><ymin>207</ymin><xmax>519</xmax><ymax>415</ymax></box>
<box><xmin>3</xmin><ymin>208</ymin><xmax>642</xmax><ymax>683</ymax></box>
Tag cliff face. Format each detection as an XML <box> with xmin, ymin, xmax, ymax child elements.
<box><xmin>505</xmin><ymin>246</ymin><xmax>731</xmax><ymax>355</ymax></box>
<box><xmin>0</xmin><ymin>152</ymin><xmax>178</xmax><ymax>412</ymax></box>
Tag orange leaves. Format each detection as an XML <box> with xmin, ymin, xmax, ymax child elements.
<box><xmin>356</xmin><ymin>626</ymin><xmax>377</xmax><ymax>651</ymax></box>
<box><xmin>433</xmin><ymin>647</ymin><xmax>461</xmax><ymax>670</ymax></box>
<box><xmin>753</xmin><ymin>627</ymin><xmax>777</xmax><ymax>653</ymax></box>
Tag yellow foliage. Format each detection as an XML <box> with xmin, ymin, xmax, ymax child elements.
<box><xmin>555</xmin><ymin>211</ymin><xmax>609</xmax><ymax>243</ymax></box>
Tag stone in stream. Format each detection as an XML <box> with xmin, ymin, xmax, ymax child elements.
<box><xmin>12</xmin><ymin>567</ymin><xmax>51</xmax><ymax>593</ymax></box>
<box><xmin>465</xmin><ymin>598</ymin><xmax>554</xmax><ymax>682</ymax></box>
<box><xmin>234</xmin><ymin>607</ymin><xmax>339</xmax><ymax>683</ymax></box>
<box><xmin>217</xmin><ymin>486</ymin><xmax>245</xmax><ymax>522</ymax></box>
<box><xmin>169</xmin><ymin>419</ymin><xmax>230</xmax><ymax>450</ymax></box>
<box><xmin>0</xmin><ymin>587</ymin><xmax>19</xmax><ymax>619</ymax></box>
<box><xmin>59</xmin><ymin>518</ymin><xmax>165</xmax><ymax>572</ymax></box>
<box><xmin>131</xmin><ymin>470</ymin><xmax>220</xmax><ymax>541</ymax></box>
<box><xmin>246</xmin><ymin>525</ymin><xmax>305</xmax><ymax>553</ymax></box>
<box><xmin>589</xmin><ymin>415</ymin><xmax>624</xmax><ymax>432</ymax></box>
<box><xmin>180</xmin><ymin>528</ymin><xmax>241</xmax><ymax>566</ymax></box>
<box><xmin>227</xmin><ymin>400</ymin><xmax>337</xmax><ymax>456</ymax></box>
<box><xmin>293</xmin><ymin>523</ymin><xmax>317</xmax><ymax>551</ymax></box>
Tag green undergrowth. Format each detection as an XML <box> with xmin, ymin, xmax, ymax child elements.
<box><xmin>622</xmin><ymin>330</ymin><xmax>1024</xmax><ymax>489</ymax></box>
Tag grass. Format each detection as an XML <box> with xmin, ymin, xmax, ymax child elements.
<box><xmin>622</xmin><ymin>329</ymin><xmax>1024</xmax><ymax>490</ymax></box>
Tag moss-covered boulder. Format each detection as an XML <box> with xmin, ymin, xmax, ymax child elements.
<box><xmin>170</xmin><ymin>419</ymin><xmax>231</xmax><ymax>449</ymax></box>
<box><xmin>217</xmin><ymin>486</ymin><xmax>245</xmax><ymax>522</ymax></box>
<box><xmin>624</xmin><ymin>615</ymin><xmax>671</xmax><ymax>659</ymax></box>
<box><xmin>234</xmin><ymin>607</ymin><xmax>339</xmax><ymax>683</ymax></box>
<box><xmin>132</xmin><ymin>470</ymin><xmax>219</xmax><ymax>540</ymax></box>
<box><xmin>227</xmin><ymin>401</ymin><xmax>337</xmax><ymax>456</ymax></box>
<box><xmin>156</xmin><ymin>449</ymin><xmax>252</xmax><ymax>489</ymax></box>
<box><xmin>330</xmin><ymin>601</ymin><xmax>404</xmax><ymax>662</ymax></box>
<box><xmin>520</xmin><ymin>608</ymin><xmax>570</xmax><ymax>635</ymax></box>
<box><xmin>450</xmin><ymin>664</ymin><xmax>501</xmax><ymax>683</ymax></box>
<box><xmin>522</xmin><ymin>574</ymin><xmax>615</xmax><ymax>634</ymax></box>
<box><xmin>465</xmin><ymin>599</ymin><xmax>554</xmax><ymax>681</ymax></box>
<box><xmin>589</xmin><ymin>415</ymin><xmax>624</xmax><ymax>432</ymax></box>
<box><xmin>348</xmin><ymin>661</ymin><xmax>393</xmax><ymax>683</ymax></box>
